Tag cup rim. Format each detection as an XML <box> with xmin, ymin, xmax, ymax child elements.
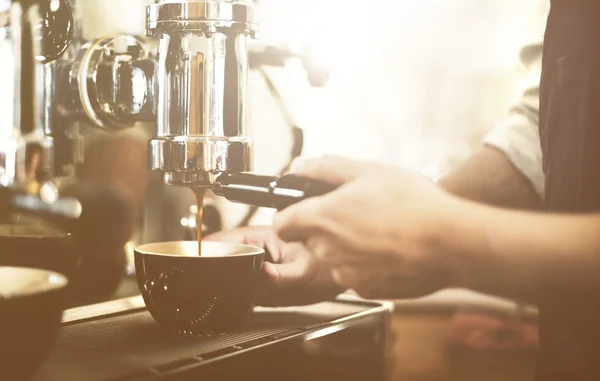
<box><xmin>0</xmin><ymin>267</ymin><xmax>69</xmax><ymax>300</ymax></box>
<box><xmin>134</xmin><ymin>241</ymin><xmax>265</xmax><ymax>258</ymax></box>
<box><xmin>0</xmin><ymin>223</ymin><xmax>71</xmax><ymax>239</ymax></box>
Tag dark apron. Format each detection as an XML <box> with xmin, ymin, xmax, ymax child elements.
<box><xmin>539</xmin><ymin>0</ymin><xmax>600</xmax><ymax>380</ymax></box>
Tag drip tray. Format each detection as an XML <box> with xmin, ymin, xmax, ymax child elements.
<box><xmin>33</xmin><ymin>296</ymin><xmax>390</xmax><ymax>381</ymax></box>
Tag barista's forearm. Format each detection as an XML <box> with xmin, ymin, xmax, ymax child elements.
<box><xmin>441</xmin><ymin>199</ymin><xmax>600</xmax><ymax>304</ymax></box>
<box><xmin>439</xmin><ymin>146</ymin><xmax>543</xmax><ymax>211</ymax></box>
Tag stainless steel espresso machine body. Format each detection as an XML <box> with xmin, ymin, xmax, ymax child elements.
<box><xmin>71</xmin><ymin>0</ymin><xmax>256</xmax><ymax>189</ymax></box>
<box><xmin>148</xmin><ymin>0</ymin><xmax>255</xmax><ymax>187</ymax></box>
<box><xmin>65</xmin><ymin>0</ymin><xmax>332</xmax><ymax>208</ymax></box>
<box><xmin>0</xmin><ymin>0</ymin><xmax>333</xmax><ymax>224</ymax></box>
<box><xmin>0</xmin><ymin>0</ymin><xmax>81</xmax><ymax>187</ymax></box>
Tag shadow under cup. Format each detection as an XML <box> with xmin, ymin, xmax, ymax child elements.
<box><xmin>134</xmin><ymin>241</ymin><xmax>264</xmax><ymax>336</ymax></box>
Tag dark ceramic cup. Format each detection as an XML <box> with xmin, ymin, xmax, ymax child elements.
<box><xmin>0</xmin><ymin>267</ymin><xmax>69</xmax><ymax>381</ymax></box>
<box><xmin>0</xmin><ymin>224</ymin><xmax>81</xmax><ymax>283</ymax></box>
<box><xmin>134</xmin><ymin>241</ymin><xmax>264</xmax><ymax>336</ymax></box>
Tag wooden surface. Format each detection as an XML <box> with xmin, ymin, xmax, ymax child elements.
<box><xmin>389</xmin><ymin>312</ymin><xmax>537</xmax><ymax>381</ymax></box>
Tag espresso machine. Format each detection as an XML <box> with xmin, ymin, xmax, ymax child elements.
<box><xmin>0</xmin><ymin>1</ymin><xmax>394</xmax><ymax>380</ymax></box>
<box><xmin>65</xmin><ymin>0</ymin><xmax>335</xmax><ymax>215</ymax></box>
<box><xmin>0</xmin><ymin>0</ymin><xmax>334</xmax><ymax>236</ymax></box>
<box><xmin>0</xmin><ymin>0</ymin><xmax>332</xmax><ymax>287</ymax></box>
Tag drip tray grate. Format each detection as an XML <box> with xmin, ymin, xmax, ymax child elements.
<box><xmin>33</xmin><ymin>301</ymin><xmax>370</xmax><ymax>381</ymax></box>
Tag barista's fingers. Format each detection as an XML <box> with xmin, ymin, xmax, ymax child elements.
<box><xmin>262</xmin><ymin>248</ymin><xmax>316</xmax><ymax>288</ymax></box>
<box><xmin>305</xmin><ymin>235</ymin><xmax>332</xmax><ymax>263</ymax></box>
<box><xmin>291</xmin><ymin>155</ymin><xmax>371</xmax><ymax>185</ymax></box>
<box><xmin>204</xmin><ymin>226</ymin><xmax>274</xmax><ymax>245</ymax></box>
<box><xmin>330</xmin><ymin>267</ymin><xmax>360</xmax><ymax>289</ymax></box>
<box><xmin>304</xmin><ymin>235</ymin><xmax>346</xmax><ymax>265</ymax></box>
<box><xmin>205</xmin><ymin>226</ymin><xmax>288</xmax><ymax>263</ymax></box>
<box><xmin>273</xmin><ymin>198</ymin><xmax>325</xmax><ymax>242</ymax></box>
<box><xmin>330</xmin><ymin>267</ymin><xmax>383</xmax><ymax>299</ymax></box>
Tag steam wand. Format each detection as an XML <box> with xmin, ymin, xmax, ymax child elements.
<box><xmin>0</xmin><ymin>182</ymin><xmax>133</xmax><ymax>249</ymax></box>
<box><xmin>0</xmin><ymin>187</ymin><xmax>82</xmax><ymax>220</ymax></box>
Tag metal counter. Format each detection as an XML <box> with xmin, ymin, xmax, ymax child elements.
<box><xmin>34</xmin><ymin>294</ymin><xmax>393</xmax><ymax>381</ymax></box>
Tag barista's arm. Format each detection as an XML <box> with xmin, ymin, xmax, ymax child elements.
<box><xmin>439</xmin><ymin>145</ymin><xmax>542</xmax><ymax>210</ymax></box>
<box><xmin>442</xmin><ymin>199</ymin><xmax>600</xmax><ymax>305</ymax></box>
<box><xmin>440</xmin><ymin>41</ymin><xmax>544</xmax><ymax>211</ymax></box>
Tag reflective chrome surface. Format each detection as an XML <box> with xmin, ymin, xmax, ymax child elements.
<box><xmin>65</xmin><ymin>0</ymin><xmax>258</xmax><ymax>187</ymax></box>
<box><xmin>146</xmin><ymin>1</ymin><xmax>257</xmax><ymax>35</ymax></box>
<box><xmin>154</xmin><ymin>32</ymin><xmax>247</xmax><ymax>139</ymax></box>
<box><xmin>0</xmin><ymin>0</ymin><xmax>80</xmax><ymax>189</ymax></box>
<box><xmin>0</xmin><ymin>0</ymin><xmax>258</xmax><ymax>207</ymax></box>
<box><xmin>7</xmin><ymin>0</ymin><xmax>42</xmax><ymax>187</ymax></box>
<box><xmin>36</xmin><ymin>0</ymin><xmax>82</xmax><ymax>181</ymax></box>
<box><xmin>73</xmin><ymin>35</ymin><xmax>156</xmax><ymax>130</ymax></box>
<box><xmin>150</xmin><ymin>137</ymin><xmax>252</xmax><ymax>185</ymax></box>
<box><xmin>149</xmin><ymin>1</ymin><xmax>256</xmax><ymax>187</ymax></box>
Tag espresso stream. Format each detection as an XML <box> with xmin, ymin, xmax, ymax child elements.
<box><xmin>192</xmin><ymin>188</ymin><xmax>207</xmax><ymax>256</ymax></box>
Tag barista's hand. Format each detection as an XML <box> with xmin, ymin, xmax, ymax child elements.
<box><xmin>273</xmin><ymin>155</ymin><xmax>464</xmax><ymax>300</ymax></box>
<box><xmin>205</xmin><ymin>226</ymin><xmax>344</xmax><ymax>307</ymax></box>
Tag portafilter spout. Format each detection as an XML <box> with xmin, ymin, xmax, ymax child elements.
<box><xmin>147</xmin><ymin>0</ymin><xmax>258</xmax><ymax>188</ymax></box>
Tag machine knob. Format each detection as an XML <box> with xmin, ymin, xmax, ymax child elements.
<box><xmin>73</xmin><ymin>35</ymin><xmax>156</xmax><ymax>130</ymax></box>
<box><xmin>4</xmin><ymin>0</ymin><xmax>73</xmax><ymax>63</ymax></box>
<box><xmin>38</xmin><ymin>0</ymin><xmax>73</xmax><ymax>63</ymax></box>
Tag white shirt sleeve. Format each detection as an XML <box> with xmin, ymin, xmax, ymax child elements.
<box><xmin>483</xmin><ymin>0</ymin><xmax>548</xmax><ymax>200</ymax></box>
<box><xmin>483</xmin><ymin>40</ymin><xmax>544</xmax><ymax>199</ymax></box>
